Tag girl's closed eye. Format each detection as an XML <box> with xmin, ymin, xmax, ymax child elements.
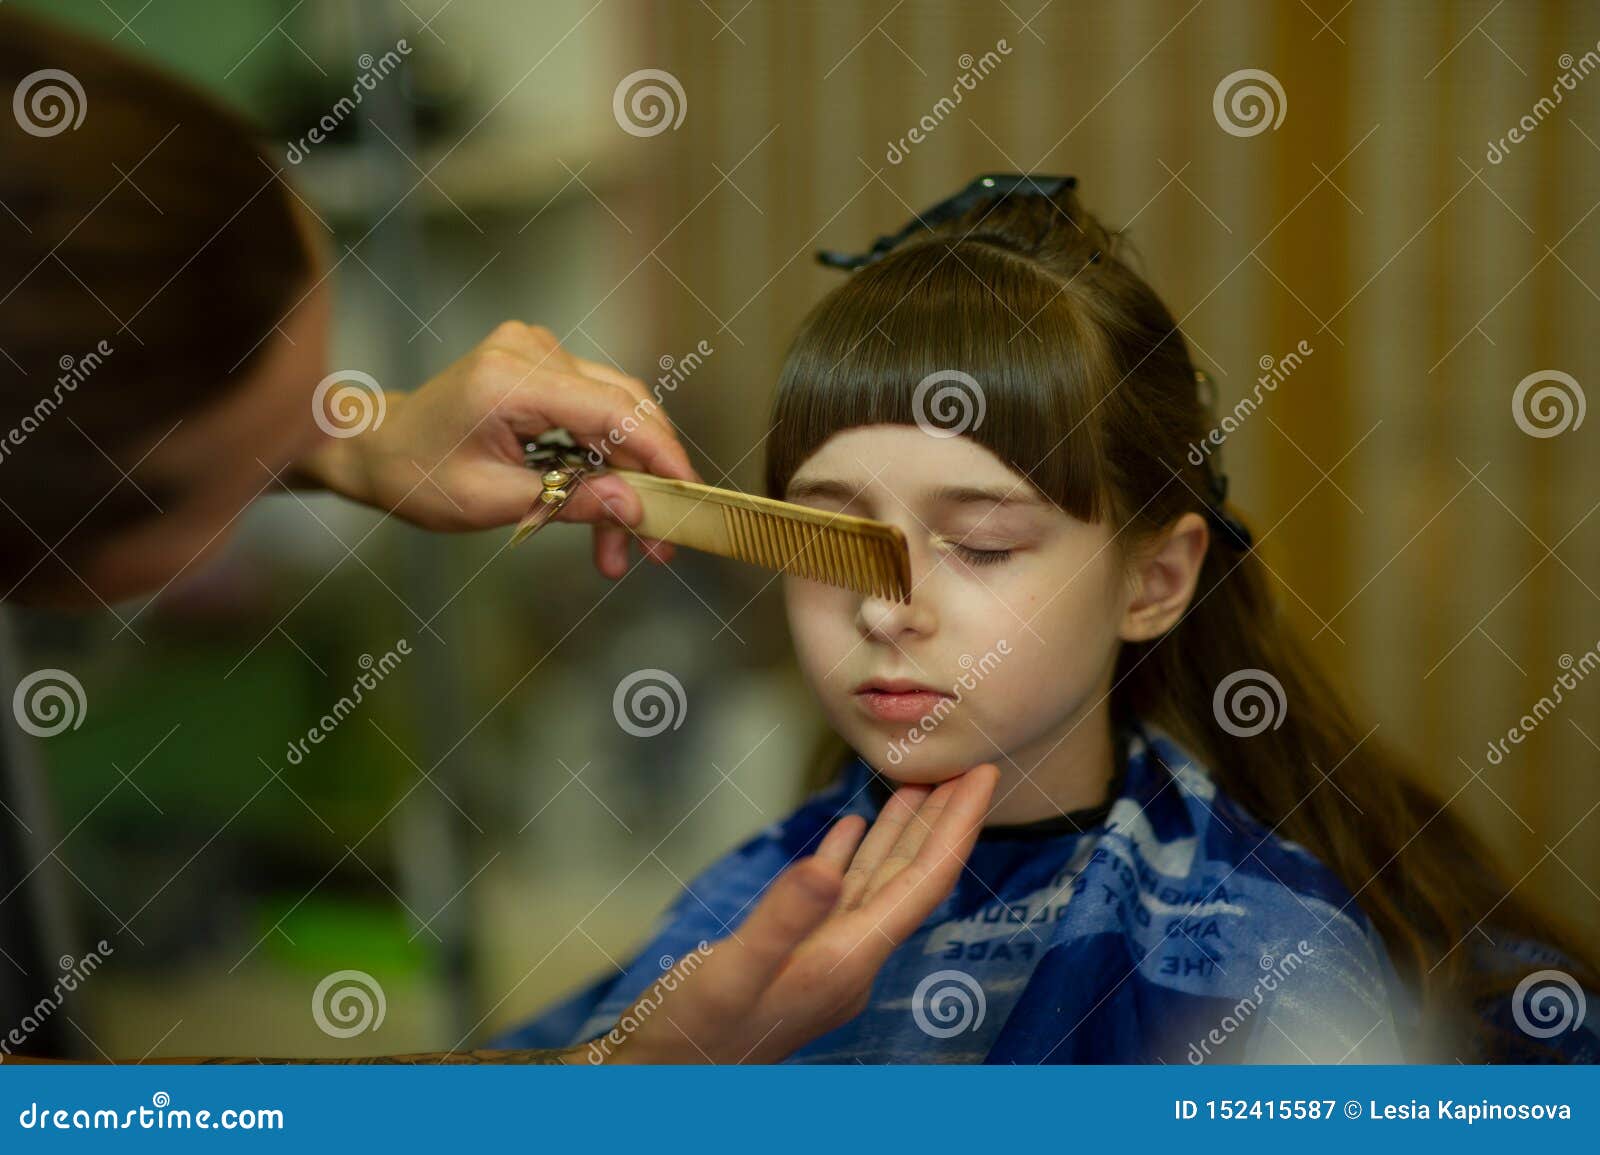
<box><xmin>954</xmin><ymin>543</ymin><xmax>1013</xmax><ymax>566</ymax></box>
<box><xmin>933</xmin><ymin>535</ymin><xmax>1017</xmax><ymax>567</ymax></box>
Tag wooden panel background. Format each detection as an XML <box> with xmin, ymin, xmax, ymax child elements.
<box><xmin>622</xmin><ymin>0</ymin><xmax>1600</xmax><ymax>947</ymax></box>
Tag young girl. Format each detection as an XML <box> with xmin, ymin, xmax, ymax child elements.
<box><xmin>493</xmin><ymin>174</ymin><xmax>1597</xmax><ymax>1064</ymax></box>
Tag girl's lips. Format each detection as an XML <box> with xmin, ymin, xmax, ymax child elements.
<box><xmin>853</xmin><ymin>689</ymin><xmax>951</xmax><ymax>723</ymax></box>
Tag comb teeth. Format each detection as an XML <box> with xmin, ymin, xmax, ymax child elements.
<box><xmin>721</xmin><ymin>505</ymin><xmax>910</xmax><ymax>601</ymax></box>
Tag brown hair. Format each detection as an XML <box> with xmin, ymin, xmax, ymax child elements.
<box><xmin>0</xmin><ymin>9</ymin><xmax>312</xmax><ymax>579</ymax></box>
<box><xmin>766</xmin><ymin>180</ymin><xmax>1595</xmax><ymax>1061</ymax></box>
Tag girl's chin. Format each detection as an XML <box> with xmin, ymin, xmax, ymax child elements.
<box><xmin>861</xmin><ymin>746</ymin><xmax>983</xmax><ymax>786</ymax></box>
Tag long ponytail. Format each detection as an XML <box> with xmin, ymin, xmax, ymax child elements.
<box><xmin>1121</xmin><ymin>532</ymin><xmax>1594</xmax><ymax>1057</ymax></box>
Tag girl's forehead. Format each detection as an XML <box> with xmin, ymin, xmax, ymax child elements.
<box><xmin>787</xmin><ymin>424</ymin><xmax>1044</xmax><ymax>504</ymax></box>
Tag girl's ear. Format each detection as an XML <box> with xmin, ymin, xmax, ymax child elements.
<box><xmin>1119</xmin><ymin>512</ymin><xmax>1210</xmax><ymax>643</ymax></box>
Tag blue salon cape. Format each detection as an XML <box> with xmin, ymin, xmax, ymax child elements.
<box><xmin>490</xmin><ymin>721</ymin><xmax>1593</xmax><ymax>1063</ymax></box>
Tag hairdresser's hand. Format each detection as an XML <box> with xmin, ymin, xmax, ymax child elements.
<box><xmin>592</xmin><ymin>763</ymin><xmax>1000</xmax><ymax>1065</ymax></box>
<box><xmin>9</xmin><ymin>768</ymin><xmax>997</xmax><ymax>1068</ymax></box>
<box><xmin>295</xmin><ymin>321</ymin><xmax>700</xmax><ymax>576</ymax></box>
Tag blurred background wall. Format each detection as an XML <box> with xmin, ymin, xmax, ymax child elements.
<box><xmin>4</xmin><ymin>0</ymin><xmax>1596</xmax><ymax>1057</ymax></box>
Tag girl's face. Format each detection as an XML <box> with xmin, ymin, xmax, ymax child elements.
<box><xmin>782</xmin><ymin>424</ymin><xmax>1133</xmax><ymax>801</ymax></box>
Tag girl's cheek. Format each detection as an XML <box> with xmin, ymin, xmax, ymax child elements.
<box><xmin>784</xmin><ymin>584</ymin><xmax>852</xmax><ymax>667</ymax></box>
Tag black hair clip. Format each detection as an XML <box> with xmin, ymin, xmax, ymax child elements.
<box><xmin>1190</xmin><ymin>368</ymin><xmax>1252</xmax><ymax>551</ymax></box>
<box><xmin>817</xmin><ymin>173</ymin><xmax>1078</xmax><ymax>270</ymax></box>
<box><xmin>1201</xmin><ymin>469</ymin><xmax>1254</xmax><ymax>551</ymax></box>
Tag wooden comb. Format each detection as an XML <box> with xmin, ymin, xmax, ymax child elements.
<box><xmin>513</xmin><ymin>465</ymin><xmax>912</xmax><ymax>603</ymax></box>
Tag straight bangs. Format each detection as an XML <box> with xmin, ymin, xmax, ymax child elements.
<box><xmin>765</xmin><ymin>237</ymin><xmax>1113</xmax><ymax>526</ymax></box>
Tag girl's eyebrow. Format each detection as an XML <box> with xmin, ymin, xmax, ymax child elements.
<box><xmin>785</xmin><ymin>478</ymin><xmax>866</xmax><ymax>504</ymax></box>
<box><xmin>786</xmin><ymin>478</ymin><xmax>1043</xmax><ymax>508</ymax></box>
<box><xmin>926</xmin><ymin>483</ymin><xmax>1045</xmax><ymax>508</ymax></box>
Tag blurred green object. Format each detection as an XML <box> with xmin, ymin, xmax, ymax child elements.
<box><xmin>258</xmin><ymin>891</ymin><xmax>431</xmax><ymax>979</ymax></box>
<box><xmin>11</xmin><ymin>0</ymin><xmax>315</xmax><ymax>121</ymax></box>
<box><xmin>31</xmin><ymin>622</ymin><xmax>423</xmax><ymax>966</ymax></box>
<box><xmin>44</xmin><ymin>641</ymin><xmax>413</xmax><ymax>848</ymax></box>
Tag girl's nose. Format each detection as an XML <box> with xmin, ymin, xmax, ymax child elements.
<box><xmin>855</xmin><ymin>585</ymin><xmax>935</xmax><ymax>643</ymax></box>
<box><xmin>855</xmin><ymin>526</ymin><xmax>945</xmax><ymax>641</ymax></box>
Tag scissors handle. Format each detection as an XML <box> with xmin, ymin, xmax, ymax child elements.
<box><xmin>511</xmin><ymin>433</ymin><xmax>599</xmax><ymax>545</ymax></box>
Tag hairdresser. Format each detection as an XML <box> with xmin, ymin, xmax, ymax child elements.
<box><xmin>0</xmin><ymin>11</ymin><xmax>994</xmax><ymax>1063</ymax></box>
